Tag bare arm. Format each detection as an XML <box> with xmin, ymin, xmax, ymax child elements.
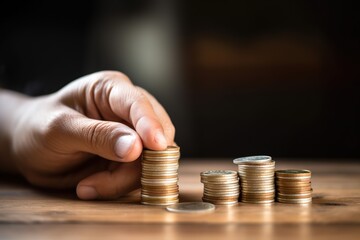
<box><xmin>0</xmin><ymin>89</ymin><xmax>30</xmax><ymax>173</ymax></box>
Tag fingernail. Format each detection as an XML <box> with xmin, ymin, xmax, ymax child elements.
<box><xmin>115</xmin><ymin>135</ymin><xmax>135</xmax><ymax>159</ymax></box>
<box><xmin>77</xmin><ymin>186</ymin><xmax>98</xmax><ymax>200</ymax></box>
<box><xmin>154</xmin><ymin>131</ymin><xmax>167</xmax><ymax>148</ymax></box>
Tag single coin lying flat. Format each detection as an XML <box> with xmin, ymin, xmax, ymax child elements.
<box><xmin>166</xmin><ymin>202</ymin><xmax>215</xmax><ymax>213</ymax></box>
<box><xmin>233</xmin><ymin>155</ymin><xmax>272</xmax><ymax>164</ymax></box>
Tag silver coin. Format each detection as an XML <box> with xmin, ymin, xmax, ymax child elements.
<box><xmin>233</xmin><ymin>155</ymin><xmax>272</xmax><ymax>165</ymax></box>
<box><xmin>166</xmin><ymin>202</ymin><xmax>215</xmax><ymax>213</ymax></box>
<box><xmin>201</xmin><ymin>170</ymin><xmax>238</xmax><ymax>177</ymax></box>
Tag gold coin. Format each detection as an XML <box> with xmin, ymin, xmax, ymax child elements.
<box><xmin>202</xmin><ymin>198</ymin><xmax>238</xmax><ymax>205</ymax></box>
<box><xmin>141</xmin><ymin>200</ymin><xmax>179</xmax><ymax>206</ymax></box>
<box><xmin>241</xmin><ymin>199</ymin><xmax>274</xmax><ymax>204</ymax></box>
<box><xmin>277</xmin><ymin>197</ymin><xmax>312</xmax><ymax>204</ymax></box>
<box><xmin>275</xmin><ymin>169</ymin><xmax>311</xmax><ymax>177</ymax></box>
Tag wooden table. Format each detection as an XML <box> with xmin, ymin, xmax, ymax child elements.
<box><xmin>1</xmin><ymin>159</ymin><xmax>359</xmax><ymax>240</ymax></box>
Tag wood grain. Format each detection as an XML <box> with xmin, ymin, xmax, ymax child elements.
<box><xmin>0</xmin><ymin>159</ymin><xmax>359</xmax><ymax>239</ymax></box>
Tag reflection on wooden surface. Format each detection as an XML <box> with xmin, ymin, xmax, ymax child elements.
<box><xmin>0</xmin><ymin>159</ymin><xmax>359</xmax><ymax>239</ymax></box>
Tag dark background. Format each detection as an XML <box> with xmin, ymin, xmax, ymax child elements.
<box><xmin>0</xmin><ymin>0</ymin><xmax>359</xmax><ymax>159</ymax></box>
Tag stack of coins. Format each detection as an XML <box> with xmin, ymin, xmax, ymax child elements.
<box><xmin>275</xmin><ymin>170</ymin><xmax>312</xmax><ymax>204</ymax></box>
<box><xmin>141</xmin><ymin>146</ymin><xmax>180</xmax><ymax>206</ymax></box>
<box><xmin>201</xmin><ymin>170</ymin><xmax>239</xmax><ymax>205</ymax></box>
<box><xmin>233</xmin><ymin>156</ymin><xmax>275</xmax><ymax>204</ymax></box>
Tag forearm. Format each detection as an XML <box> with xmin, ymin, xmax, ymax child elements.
<box><xmin>0</xmin><ymin>89</ymin><xmax>30</xmax><ymax>173</ymax></box>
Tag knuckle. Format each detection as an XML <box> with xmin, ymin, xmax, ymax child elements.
<box><xmin>96</xmin><ymin>71</ymin><xmax>132</xmax><ymax>84</ymax></box>
<box><xmin>135</xmin><ymin>86</ymin><xmax>147</xmax><ymax>94</ymax></box>
<box><xmin>86</xmin><ymin>121</ymin><xmax>115</xmax><ymax>149</ymax></box>
<box><xmin>85</xmin><ymin>72</ymin><xmax>135</xmax><ymax>116</ymax></box>
<box><xmin>132</xmin><ymin>86</ymin><xmax>147</xmax><ymax>99</ymax></box>
<box><xmin>40</xmin><ymin>110</ymin><xmax>72</xmax><ymax>145</ymax></box>
<box><xmin>134</xmin><ymin>87</ymin><xmax>154</xmax><ymax>101</ymax></box>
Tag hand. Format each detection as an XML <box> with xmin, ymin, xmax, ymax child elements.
<box><xmin>6</xmin><ymin>71</ymin><xmax>175</xmax><ymax>200</ymax></box>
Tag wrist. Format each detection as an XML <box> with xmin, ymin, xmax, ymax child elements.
<box><xmin>0</xmin><ymin>89</ymin><xmax>32</xmax><ymax>173</ymax></box>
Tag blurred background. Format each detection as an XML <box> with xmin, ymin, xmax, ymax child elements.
<box><xmin>0</xmin><ymin>0</ymin><xmax>359</xmax><ymax>159</ymax></box>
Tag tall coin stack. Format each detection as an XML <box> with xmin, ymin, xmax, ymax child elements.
<box><xmin>201</xmin><ymin>170</ymin><xmax>239</xmax><ymax>205</ymax></box>
<box><xmin>141</xmin><ymin>146</ymin><xmax>180</xmax><ymax>206</ymax></box>
<box><xmin>275</xmin><ymin>170</ymin><xmax>312</xmax><ymax>204</ymax></box>
<box><xmin>233</xmin><ymin>156</ymin><xmax>275</xmax><ymax>204</ymax></box>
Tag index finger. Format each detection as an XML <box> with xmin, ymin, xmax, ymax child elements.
<box><xmin>107</xmin><ymin>73</ymin><xmax>168</xmax><ymax>150</ymax></box>
<box><xmin>62</xmin><ymin>71</ymin><xmax>169</xmax><ymax>151</ymax></box>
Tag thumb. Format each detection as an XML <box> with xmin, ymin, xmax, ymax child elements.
<box><xmin>58</xmin><ymin>114</ymin><xmax>143</xmax><ymax>162</ymax></box>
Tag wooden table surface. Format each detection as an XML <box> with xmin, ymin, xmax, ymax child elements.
<box><xmin>0</xmin><ymin>159</ymin><xmax>360</xmax><ymax>240</ymax></box>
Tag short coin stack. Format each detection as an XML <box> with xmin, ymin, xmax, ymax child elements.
<box><xmin>141</xmin><ymin>146</ymin><xmax>180</xmax><ymax>206</ymax></box>
<box><xmin>275</xmin><ymin>170</ymin><xmax>312</xmax><ymax>204</ymax></box>
<box><xmin>201</xmin><ymin>170</ymin><xmax>239</xmax><ymax>205</ymax></box>
<box><xmin>233</xmin><ymin>156</ymin><xmax>275</xmax><ymax>204</ymax></box>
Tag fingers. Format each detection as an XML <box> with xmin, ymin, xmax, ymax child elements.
<box><xmin>70</xmin><ymin>71</ymin><xmax>174</xmax><ymax>150</ymax></box>
<box><xmin>136</xmin><ymin>87</ymin><xmax>175</xmax><ymax>146</ymax></box>
<box><xmin>108</xmin><ymin>81</ymin><xmax>168</xmax><ymax>150</ymax></box>
<box><xmin>76</xmin><ymin>160</ymin><xmax>141</xmax><ymax>200</ymax></box>
<box><xmin>59</xmin><ymin>70</ymin><xmax>176</xmax><ymax>151</ymax></box>
<box><xmin>49</xmin><ymin>109</ymin><xmax>143</xmax><ymax>162</ymax></box>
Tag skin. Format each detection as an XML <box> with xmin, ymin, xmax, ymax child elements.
<box><xmin>0</xmin><ymin>71</ymin><xmax>175</xmax><ymax>200</ymax></box>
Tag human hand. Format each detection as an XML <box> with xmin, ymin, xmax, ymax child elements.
<box><xmin>8</xmin><ymin>71</ymin><xmax>175</xmax><ymax>200</ymax></box>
